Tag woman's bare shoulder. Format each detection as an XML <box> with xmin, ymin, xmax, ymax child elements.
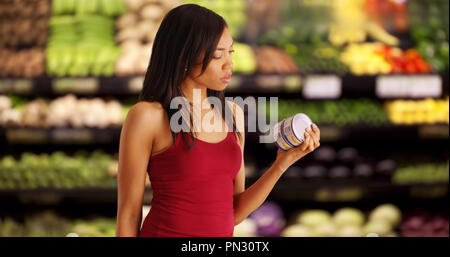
<box><xmin>124</xmin><ymin>101</ymin><xmax>166</xmax><ymax>131</ymax></box>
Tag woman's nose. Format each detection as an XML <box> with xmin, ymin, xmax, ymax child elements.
<box><xmin>224</xmin><ymin>56</ymin><xmax>233</xmax><ymax>70</ymax></box>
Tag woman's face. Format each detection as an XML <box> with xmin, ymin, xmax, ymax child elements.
<box><xmin>187</xmin><ymin>27</ymin><xmax>234</xmax><ymax>91</ymax></box>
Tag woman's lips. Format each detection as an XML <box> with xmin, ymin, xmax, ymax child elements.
<box><xmin>221</xmin><ymin>74</ymin><xmax>231</xmax><ymax>83</ymax></box>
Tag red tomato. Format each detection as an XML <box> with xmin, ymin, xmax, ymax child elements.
<box><xmin>404</xmin><ymin>49</ymin><xmax>420</xmax><ymax>60</ymax></box>
<box><xmin>404</xmin><ymin>62</ymin><xmax>417</xmax><ymax>74</ymax></box>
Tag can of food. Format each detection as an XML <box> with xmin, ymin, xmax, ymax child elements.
<box><xmin>273</xmin><ymin>113</ymin><xmax>313</xmax><ymax>151</ymax></box>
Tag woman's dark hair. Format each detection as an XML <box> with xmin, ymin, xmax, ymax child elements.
<box><xmin>139</xmin><ymin>4</ymin><xmax>241</xmax><ymax>150</ymax></box>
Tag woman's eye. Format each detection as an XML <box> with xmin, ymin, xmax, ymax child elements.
<box><xmin>213</xmin><ymin>54</ymin><xmax>222</xmax><ymax>59</ymax></box>
<box><xmin>229</xmin><ymin>50</ymin><xmax>235</xmax><ymax>54</ymax></box>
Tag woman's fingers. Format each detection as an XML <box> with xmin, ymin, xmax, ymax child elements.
<box><xmin>310</xmin><ymin>124</ymin><xmax>320</xmax><ymax>148</ymax></box>
<box><xmin>305</xmin><ymin>128</ymin><xmax>315</xmax><ymax>150</ymax></box>
<box><xmin>306</xmin><ymin>127</ymin><xmax>320</xmax><ymax>151</ymax></box>
<box><xmin>312</xmin><ymin>132</ymin><xmax>320</xmax><ymax>148</ymax></box>
<box><xmin>308</xmin><ymin>133</ymin><xmax>315</xmax><ymax>152</ymax></box>
<box><xmin>312</xmin><ymin>123</ymin><xmax>320</xmax><ymax>137</ymax></box>
<box><xmin>295</xmin><ymin>126</ymin><xmax>321</xmax><ymax>154</ymax></box>
<box><xmin>303</xmin><ymin>130</ymin><xmax>314</xmax><ymax>152</ymax></box>
<box><xmin>300</xmin><ymin>132</ymin><xmax>310</xmax><ymax>151</ymax></box>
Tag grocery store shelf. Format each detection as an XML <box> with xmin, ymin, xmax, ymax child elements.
<box><xmin>317</xmin><ymin>123</ymin><xmax>449</xmax><ymax>142</ymax></box>
<box><xmin>0</xmin><ymin>73</ymin><xmax>448</xmax><ymax>99</ymax></box>
<box><xmin>0</xmin><ymin>181</ymin><xmax>446</xmax><ymax>204</ymax></box>
<box><xmin>0</xmin><ymin>76</ymin><xmax>141</xmax><ymax>97</ymax></box>
<box><xmin>0</xmin><ymin>187</ymin><xmax>153</xmax><ymax>204</ymax></box>
<box><xmin>0</xmin><ymin>126</ymin><xmax>121</xmax><ymax>145</ymax></box>
<box><xmin>246</xmin><ymin>124</ymin><xmax>449</xmax><ymax>144</ymax></box>
<box><xmin>0</xmin><ymin>124</ymin><xmax>447</xmax><ymax>145</ymax></box>
<box><xmin>245</xmin><ymin>177</ymin><xmax>449</xmax><ymax>202</ymax></box>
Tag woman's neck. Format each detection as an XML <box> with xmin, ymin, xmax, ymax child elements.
<box><xmin>181</xmin><ymin>78</ymin><xmax>208</xmax><ymax>105</ymax></box>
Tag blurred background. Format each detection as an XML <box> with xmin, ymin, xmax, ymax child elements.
<box><xmin>0</xmin><ymin>0</ymin><xmax>448</xmax><ymax>237</ymax></box>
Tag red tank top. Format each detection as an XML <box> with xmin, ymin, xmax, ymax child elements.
<box><xmin>138</xmin><ymin>131</ymin><xmax>242</xmax><ymax>237</ymax></box>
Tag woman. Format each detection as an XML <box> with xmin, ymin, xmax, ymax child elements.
<box><xmin>115</xmin><ymin>4</ymin><xmax>321</xmax><ymax>237</ymax></box>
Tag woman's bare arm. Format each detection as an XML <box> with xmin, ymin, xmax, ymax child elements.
<box><xmin>116</xmin><ymin>102</ymin><xmax>163</xmax><ymax>237</ymax></box>
<box><xmin>232</xmin><ymin>102</ymin><xmax>321</xmax><ymax>226</ymax></box>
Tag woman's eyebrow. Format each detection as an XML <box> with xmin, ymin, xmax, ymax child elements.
<box><xmin>216</xmin><ymin>41</ymin><xmax>234</xmax><ymax>51</ymax></box>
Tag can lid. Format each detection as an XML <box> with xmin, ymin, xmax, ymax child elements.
<box><xmin>291</xmin><ymin>113</ymin><xmax>313</xmax><ymax>142</ymax></box>
<box><xmin>295</xmin><ymin>113</ymin><xmax>313</xmax><ymax>125</ymax></box>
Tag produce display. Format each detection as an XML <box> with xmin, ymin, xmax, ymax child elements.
<box><xmin>292</xmin><ymin>44</ymin><xmax>349</xmax><ymax>75</ymax></box>
<box><xmin>408</xmin><ymin>0</ymin><xmax>449</xmax><ymax>72</ymax></box>
<box><xmin>259</xmin><ymin>0</ymin><xmax>442</xmax><ymax>76</ymax></box>
<box><xmin>254</xmin><ymin>46</ymin><xmax>299</xmax><ymax>74</ymax></box>
<box><xmin>235</xmin><ymin>202</ymin><xmax>404</xmax><ymax>237</ymax></box>
<box><xmin>400</xmin><ymin>209</ymin><xmax>449</xmax><ymax>237</ymax></box>
<box><xmin>184</xmin><ymin>0</ymin><xmax>246</xmax><ymax>38</ymax></box>
<box><xmin>272</xmin><ymin>99</ymin><xmax>389</xmax><ymax>126</ymax></box>
<box><xmin>233</xmin><ymin>218</ymin><xmax>258</xmax><ymax>237</ymax></box>
<box><xmin>0</xmin><ymin>151</ymin><xmax>116</xmax><ymax>189</ymax></box>
<box><xmin>0</xmin><ymin>211</ymin><xmax>116</xmax><ymax>237</ymax></box>
<box><xmin>114</xmin><ymin>0</ymin><xmax>180</xmax><ymax>76</ymax></box>
<box><xmin>1</xmin><ymin>206</ymin><xmax>446</xmax><ymax>238</ymax></box>
<box><xmin>0</xmin><ymin>0</ymin><xmax>448</xmax><ymax>238</ymax></box>
<box><xmin>0</xmin><ymin>47</ymin><xmax>46</xmax><ymax>78</ymax></box>
<box><xmin>340</xmin><ymin>44</ymin><xmax>432</xmax><ymax>75</ymax></box>
<box><xmin>232</xmin><ymin>42</ymin><xmax>257</xmax><ymax>74</ymax></box>
<box><xmin>282</xmin><ymin>204</ymin><xmax>402</xmax><ymax>237</ymax></box>
<box><xmin>340</xmin><ymin>43</ymin><xmax>391</xmax><ymax>75</ymax></box>
<box><xmin>46</xmin><ymin>15</ymin><xmax>121</xmax><ymax>77</ymax></box>
<box><xmin>51</xmin><ymin>0</ymin><xmax>126</xmax><ymax>16</ymax></box>
<box><xmin>0</xmin><ymin>0</ymin><xmax>49</xmax><ymax>47</ymax></box>
<box><xmin>259</xmin><ymin>2</ymin><xmax>348</xmax><ymax>75</ymax></box>
<box><xmin>328</xmin><ymin>0</ymin><xmax>400</xmax><ymax>47</ymax></box>
<box><xmin>0</xmin><ymin>94</ymin><xmax>125</xmax><ymax>128</ymax></box>
<box><xmin>385</xmin><ymin>98</ymin><xmax>450</xmax><ymax>125</ymax></box>
<box><xmin>248</xmin><ymin>201</ymin><xmax>286</xmax><ymax>237</ymax></box>
<box><xmin>392</xmin><ymin>162</ymin><xmax>449</xmax><ymax>185</ymax></box>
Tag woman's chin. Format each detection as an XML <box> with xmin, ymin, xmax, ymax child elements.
<box><xmin>208</xmin><ymin>84</ymin><xmax>227</xmax><ymax>92</ymax></box>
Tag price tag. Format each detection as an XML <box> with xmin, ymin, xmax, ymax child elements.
<box><xmin>283</xmin><ymin>75</ymin><xmax>302</xmax><ymax>92</ymax></box>
<box><xmin>335</xmin><ymin>187</ymin><xmax>363</xmax><ymax>201</ymax></box>
<box><xmin>302</xmin><ymin>75</ymin><xmax>341</xmax><ymax>99</ymax></box>
<box><xmin>18</xmin><ymin>192</ymin><xmax>62</xmax><ymax>204</ymax></box>
<box><xmin>6</xmin><ymin>128</ymin><xmax>47</xmax><ymax>144</ymax></box>
<box><xmin>409</xmin><ymin>185</ymin><xmax>448</xmax><ymax>199</ymax></box>
<box><xmin>256</xmin><ymin>75</ymin><xmax>284</xmax><ymax>90</ymax></box>
<box><xmin>376</xmin><ymin>75</ymin><xmax>442</xmax><ymax>98</ymax></box>
<box><xmin>13</xmin><ymin>79</ymin><xmax>32</xmax><ymax>94</ymax></box>
<box><xmin>315</xmin><ymin>187</ymin><xmax>363</xmax><ymax>202</ymax></box>
<box><xmin>318</xmin><ymin>126</ymin><xmax>341</xmax><ymax>142</ymax></box>
<box><xmin>315</xmin><ymin>188</ymin><xmax>332</xmax><ymax>202</ymax></box>
<box><xmin>52</xmin><ymin>78</ymin><xmax>99</xmax><ymax>94</ymax></box>
<box><xmin>128</xmin><ymin>76</ymin><xmax>144</xmax><ymax>93</ymax></box>
<box><xmin>0</xmin><ymin>79</ymin><xmax>13</xmax><ymax>93</ymax></box>
<box><xmin>418</xmin><ymin>125</ymin><xmax>449</xmax><ymax>139</ymax></box>
<box><xmin>51</xmin><ymin>128</ymin><xmax>93</xmax><ymax>143</ymax></box>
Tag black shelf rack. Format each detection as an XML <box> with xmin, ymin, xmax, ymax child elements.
<box><xmin>0</xmin><ymin>73</ymin><xmax>448</xmax><ymax>99</ymax></box>
<box><xmin>2</xmin><ymin>124</ymin><xmax>447</xmax><ymax>146</ymax></box>
<box><xmin>0</xmin><ymin>181</ymin><xmax>447</xmax><ymax>205</ymax></box>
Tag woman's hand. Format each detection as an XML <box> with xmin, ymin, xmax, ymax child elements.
<box><xmin>274</xmin><ymin>123</ymin><xmax>321</xmax><ymax>173</ymax></box>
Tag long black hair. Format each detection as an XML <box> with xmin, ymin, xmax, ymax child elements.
<box><xmin>139</xmin><ymin>4</ymin><xmax>241</xmax><ymax>150</ymax></box>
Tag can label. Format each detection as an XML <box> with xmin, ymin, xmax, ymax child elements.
<box><xmin>274</xmin><ymin>113</ymin><xmax>313</xmax><ymax>151</ymax></box>
<box><xmin>274</xmin><ymin>120</ymin><xmax>291</xmax><ymax>150</ymax></box>
<box><xmin>283</xmin><ymin>116</ymin><xmax>301</xmax><ymax>147</ymax></box>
